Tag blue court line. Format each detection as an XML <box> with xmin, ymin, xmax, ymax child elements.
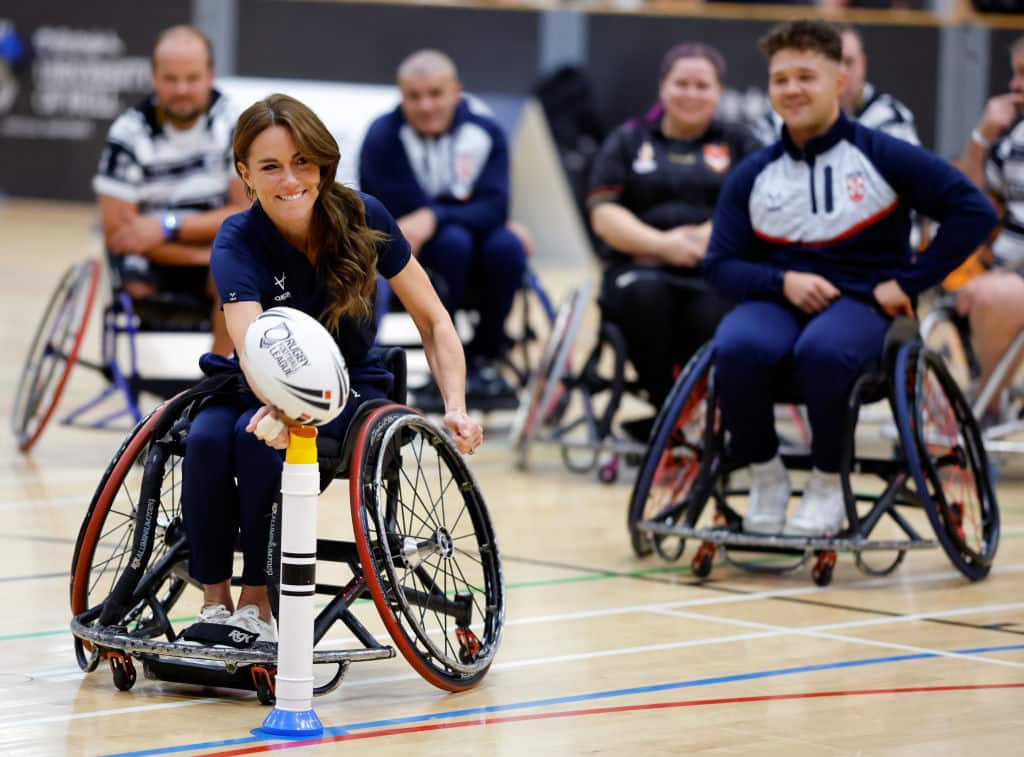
<box><xmin>100</xmin><ymin>642</ymin><xmax>1024</xmax><ymax>757</ymax></box>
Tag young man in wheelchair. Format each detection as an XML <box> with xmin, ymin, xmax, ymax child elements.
<box><xmin>179</xmin><ymin>94</ymin><xmax>482</xmax><ymax>642</ymax></box>
<box><xmin>358</xmin><ymin>49</ymin><xmax>528</xmax><ymax>404</ymax></box>
<box><xmin>93</xmin><ymin>26</ymin><xmax>248</xmax><ymax>356</ymax></box>
<box><xmin>705</xmin><ymin>20</ymin><xmax>996</xmax><ymax>537</ymax></box>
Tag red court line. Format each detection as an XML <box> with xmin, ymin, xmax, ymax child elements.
<box><xmin>198</xmin><ymin>682</ymin><xmax>1024</xmax><ymax>756</ymax></box>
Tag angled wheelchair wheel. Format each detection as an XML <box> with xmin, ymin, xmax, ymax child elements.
<box><xmin>559</xmin><ymin>320</ymin><xmax>630</xmax><ymax>475</ymax></box>
<box><xmin>919</xmin><ymin>302</ymin><xmax>979</xmax><ymax>398</ymax></box>
<box><xmin>350</xmin><ymin>405</ymin><xmax>504</xmax><ymax>691</ymax></box>
<box><xmin>501</xmin><ymin>268</ymin><xmax>559</xmax><ymax>389</ymax></box>
<box><xmin>511</xmin><ymin>282</ymin><xmax>590</xmax><ymax>469</ymax></box>
<box><xmin>894</xmin><ymin>343</ymin><xmax>999</xmax><ymax>580</ymax></box>
<box><xmin>628</xmin><ymin>345</ymin><xmax>718</xmax><ymax>558</ymax></box>
<box><xmin>69</xmin><ymin>398</ymin><xmax>190</xmax><ymax>669</ymax></box>
<box><xmin>13</xmin><ymin>259</ymin><xmax>100</xmax><ymax>452</ymax></box>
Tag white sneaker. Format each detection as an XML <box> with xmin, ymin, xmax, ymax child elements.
<box><xmin>229</xmin><ymin>605</ymin><xmax>277</xmax><ymax>643</ymax></box>
<box><xmin>743</xmin><ymin>455</ymin><xmax>790</xmax><ymax>534</ymax></box>
<box><xmin>178</xmin><ymin>604</ymin><xmax>233</xmax><ymax>646</ymax></box>
<box><xmin>783</xmin><ymin>469</ymin><xmax>845</xmax><ymax>537</ymax></box>
<box><xmin>197</xmin><ymin>604</ymin><xmax>232</xmax><ymax>624</ymax></box>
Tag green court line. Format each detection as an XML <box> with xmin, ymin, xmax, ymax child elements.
<box><xmin>0</xmin><ymin>563</ymin><xmax>700</xmax><ymax>643</ymax></box>
<box><xmin>8</xmin><ymin>533</ymin><xmax>1022</xmax><ymax>645</ymax></box>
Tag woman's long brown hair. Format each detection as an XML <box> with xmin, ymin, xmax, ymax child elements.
<box><xmin>233</xmin><ymin>93</ymin><xmax>385</xmax><ymax>330</ymax></box>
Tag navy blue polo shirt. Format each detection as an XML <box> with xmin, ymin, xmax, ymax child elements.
<box><xmin>211</xmin><ymin>191</ymin><xmax>411</xmax><ymax>376</ymax></box>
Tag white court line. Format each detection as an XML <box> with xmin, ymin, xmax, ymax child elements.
<box><xmin>20</xmin><ymin>561</ymin><xmax>1024</xmax><ymax>673</ymax></box>
<box><xmin>0</xmin><ymin>469</ymin><xmax>100</xmax><ymax>487</ymax></box>
<box><xmin>653</xmin><ymin>602</ymin><xmax>1024</xmax><ymax>670</ymax></box>
<box><xmin>5</xmin><ymin>697</ymin><xmax>225</xmax><ymax>727</ymax></box>
<box><xmin>11</xmin><ymin>564</ymin><xmax>1024</xmax><ymax>727</ymax></box>
<box><xmin>0</xmin><ymin>493</ymin><xmax>90</xmax><ymax>513</ymax></box>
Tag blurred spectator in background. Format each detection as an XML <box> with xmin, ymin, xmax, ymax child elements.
<box><xmin>94</xmin><ymin>25</ymin><xmax>246</xmax><ymax>355</ymax></box>
<box><xmin>587</xmin><ymin>42</ymin><xmax>760</xmax><ymax>441</ymax></box>
<box><xmin>836</xmin><ymin>24</ymin><xmax>919</xmax><ymax>145</ymax></box>
<box><xmin>359</xmin><ymin>49</ymin><xmax>527</xmax><ymax>405</ymax></box>
<box><xmin>954</xmin><ymin>34</ymin><xmax>1024</xmax><ymax>419</ymax></box>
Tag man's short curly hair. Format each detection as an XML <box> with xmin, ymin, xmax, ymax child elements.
<box><xmin>758</xmin><ymin>19</ymin><xmax>842</xmax><ymax>63</ymax></box>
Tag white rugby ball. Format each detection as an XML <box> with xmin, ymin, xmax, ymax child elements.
<box><xmin>244</xmin><ymin>307</ymin><xmax>349</xmax><ymax>426</ymax></box>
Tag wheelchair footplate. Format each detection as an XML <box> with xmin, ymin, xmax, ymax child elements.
<box><xmin>71</xmin><ymin>615</ymin><xmax>394</xmax><ymax>700</ymax></box>
<box><xmin>640</xmin><ymin>522</ymin><xmax>938</xmax><ymax>553</ymax></box>
<box><xmin>638</xmin><ymin>521</ymin><xmax>938</xmax><ymax>586</ymax></box>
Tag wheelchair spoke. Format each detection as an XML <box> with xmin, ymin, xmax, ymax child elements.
<box><xmin>413</xmin><ymin>435</ymin><xmax>444</xmax><ymax>531</ymax></box>
<box><xmin>399</xmin><ymin>447</ymin><xmax>440</xmax><ymax>535</ymax></box>
<box><xmin>451</xmin><ymin>545</ymin><xmax>484</xmax><ymax>565</ymax></box>
<box><xmin>448</xmin><ymin>556</ymin><xmax>489</xmax><ymax>620</ymax></box>
<box><xmin>395</xmin><ymin>469</ymin><xmax>437</xmax><ymax>539</ymax></box>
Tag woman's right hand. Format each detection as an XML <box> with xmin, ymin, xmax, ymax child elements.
<box><xmin>659</xmin><ymin>227</ymin><xmax>705</xmax><ymax>268</ymax></box>
<box><xmin>443</xmin><ymin>409</ymin><xmax>483</xmax><ymax>455</ymax></box>
<box><xmin>246</xmin><ymin>405</ymin><xmax>290</xmax><ymax>449</ymax></box>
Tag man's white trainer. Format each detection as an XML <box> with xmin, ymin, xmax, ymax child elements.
<box><xmin>783</xmin><ymin>468</ymin><xmax>845</xmax><ymax>536</ymax></box>
<box><xmin>743</xmin><ymin>454</ymin><xmax>790</xmax><ymax>534</ymax></box>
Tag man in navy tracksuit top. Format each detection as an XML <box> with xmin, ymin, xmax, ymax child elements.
<box><xmin>705</xmin><ymin>20</ymin><xmax>996</xmax><ymax>537</ymax></box>
<box><xmin>359</xmin><ymin>49</ymin><xmax>527</xmax><ymax>401</ymax></box>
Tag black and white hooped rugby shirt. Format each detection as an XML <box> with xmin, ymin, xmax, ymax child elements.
<box><xmin>705</xmin><ymin>113</ymin><xmax>996</xmax><ymax>302</ymax></box>
<box><xmin>986</xmin><ymin>117</ymin><xmax>1024</xmax><ymax>269</ymax></box>
<box><xmin>93</xmin><ymin>89</ymin><xmax>238</xmax><ymax>215</ymax></box>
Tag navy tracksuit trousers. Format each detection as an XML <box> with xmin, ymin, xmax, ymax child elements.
<box><xmin>713</xmin><ymin>296</ymin><xmax>890</xmax><ymax>473</ymax></box>
<box><xmin>181</xmin><ymin>366</ymin><xmax>392</xmax><ymax>587</ymax></box>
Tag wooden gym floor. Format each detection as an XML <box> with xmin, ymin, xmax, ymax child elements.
<box><xmin>1</xmin><ymin>199</ymin><xmax>1022</xmax><ymax>756</ymax></box>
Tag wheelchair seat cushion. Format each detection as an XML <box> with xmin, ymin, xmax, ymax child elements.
<box><xmin>128</xmin><ymin>291</ymin><xmax>212</xmax><ymax>332</ymax></box>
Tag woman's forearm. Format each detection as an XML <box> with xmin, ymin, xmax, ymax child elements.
<box><xmin>590</xmin><ymin>203</ymin><xmax>666</xmax><ymax>257</ymax></box>
<box><xmin>420</xmin><ymin>316</ymin><xmax>468</xmax><ymax>413</ymax></box>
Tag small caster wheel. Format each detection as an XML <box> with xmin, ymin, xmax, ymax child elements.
<box><xmin>252</xmin><ymin>666</ymin><xmax>276</xmax><ymax>706</ymax></box>
<box><xmin>74</xmin><ymin>637</ymin><xmax>101</xmax><ymax>673</ymax></box>
<box><xmin>109</xmin><ymin>654</ymin><xmax>136</xmax><ymax>691</ymax></box>
<box><xmin>654</xmin><ymin>534</ymin><xmax>686</xmax><ymax>563</ymax></box>
<box><xmin>457</xmin><ymin>627</ymin><xmax>482</xmax><ymax>664</ymax></box>
<box><xmin>812</xmin><ymin>552</ymin><xmax>837</xmax><ymax>587</ymax></box>
<box><xmin>598</xmin><ymin>461</ymin><xmax>618</xmax><ymax>484</ymax></box>
<box><xmin>692</xmin><ymin>543</ymin><xmax>715</xmax><ymax>578</ymax></box>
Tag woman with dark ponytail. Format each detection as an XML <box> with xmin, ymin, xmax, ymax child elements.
<box><xmin>179</xmin><ymin>93</ymin><xmax>482</xmax><ymax>643</ymax></box>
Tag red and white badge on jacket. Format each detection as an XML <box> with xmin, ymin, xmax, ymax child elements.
<box><xmin>703</xmin><ymin>144</ymin><xmax>731</xmax><ymax>173</ymax></box>
<box><xmin>846</xmin><ymin>172</ymin><xmax>866</xmax><ymax>203</ymax></box>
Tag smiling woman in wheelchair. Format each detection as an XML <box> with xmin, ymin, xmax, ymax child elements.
<box><xmin>179</xmin><ymin>93</ymin><xmax>482</xmax><ymax>643</ymax></box>
<box><xmin>704</xmin><ymin>20</ymin><xmax>997</xmax><ymax>538</ymax></box>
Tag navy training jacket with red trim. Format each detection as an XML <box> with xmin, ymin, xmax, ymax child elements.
<box><xmin>705</xmin><ymin>112</ymin><xmax>997</xmax><ymax>301</ymax></box>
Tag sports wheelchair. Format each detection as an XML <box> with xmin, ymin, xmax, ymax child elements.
<box><xmin>921</xmin><ymin>294</ymin><xmax>1024</xmax><ymax>459</ymax></box>
<box><xmin>627</xmin><ymin>320</ymin><xmax>1000</xmax><ymax>586</ymax></box>
<box><xmin>511</xmin><ymin>281</ymin><xmax>652</xmax><ymax>483</ymax></box>
<box><xmin>381</xmin><ymin>266</ymin><xmax>556</xmax><ymax>413</ymax></box>
<box><xmin>12</xmin><ymin>258</ymin><xmax>210</xmax><ymax>452</ymax></box>
<box><xmin>68</xmin><ymin>348</ymin><xmax>505</xmax><ymax>702</ymax></box>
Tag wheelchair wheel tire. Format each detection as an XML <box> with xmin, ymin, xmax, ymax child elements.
<box><xmin>628</xmin><ymin>346</ymin><xmax>718</xmax><ymax>558</ymax></box>
<box><xmin>511</xmin><ymin>283</ymin><xmax>590</xmax><ymax>468</ymax></box>
<box><xmin>12</xmin><ymin>259</ymin><xmax>100</xmax><ymax>452</ymax></box>
<box><xmin>70</xmin><ymin>399</ymin><xmax>190</xmax><ymax>663</ymax></box>
<box><xmin>502</xmin><ymin>268</ymin><xmax>558</xmax><ymax>389</ymax></box>
<box><xmin>919</xmin><ymin>303</ymin><xmax>979</xmax><ymax>399</ymax></box>
<box><xmin>350</xmin><ymin>405</ymin><xmax>505</xmax><ymax>691</ymax></box>
<box><xmin>894</xmin><ymin>343</ymin><xmax>999</xmax><ymax>580</ymax></box>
